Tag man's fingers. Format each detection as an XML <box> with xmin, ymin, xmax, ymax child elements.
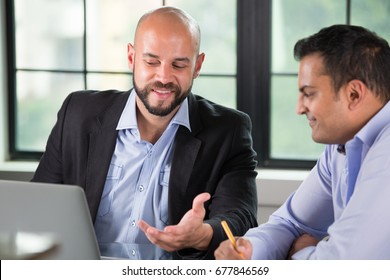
<box><xmin>138</xmin><ymin>219</ymin><xmax>150</xmax><ymax>233</ymax></box>
<box><xmin>138</xmin><ymin>194</ymin><xmax>212</xmax><ymax>252</ymax></box>
<box><xmin>214</xmin><ymin>239</ymin><xmax>242</xmax><ymax>260</ymax></box>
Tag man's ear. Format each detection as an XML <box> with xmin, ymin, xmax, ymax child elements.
<box><xmin>193</xmin><ymin>53</ymin><xmax>205</xmax><ymax>79</ymax></box>
<box><xmin>127</xmin><ymin>43</ymin><xmax>135</xmax><ymax>72</ymax></box>
<box><xmin>345</xmin><ymin>79</ymin><xmax>367</xmax><ymax>110</ymax></box>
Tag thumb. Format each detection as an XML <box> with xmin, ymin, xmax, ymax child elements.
<box><xmin>192</xmin><ymin>192</ymin><xmax>211</xmax><ymax>216</ymax></box>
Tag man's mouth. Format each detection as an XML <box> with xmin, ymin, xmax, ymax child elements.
<box><xmin>307</xmin><ymin>116</ymin><xmax>316</xmax><ymax>127</ymax></box>
<box><xmin>153</xmin><ymin>89</ymin><xmax>172</xmax><ymax>94</ymax></box>
<box><xmin>152</xmin><ymin>88</ymin><xmax>174</xmax><ymax>98</ymax></box>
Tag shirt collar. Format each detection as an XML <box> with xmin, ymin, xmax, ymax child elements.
<box><xmin>171</xmin><ymin>95</ymin><xmax>191</xmax><ymax>131</ymax></box>
<box><xmin>116</xmin><ymin>89</ymin><xmax>137</xmax><ymax>130</ymax></box>
<box><xmin>116</xmin><ymin>89</ymin><xmax>191</xmax><ymax>132</ymax></box>
<box><xmin>343</xmin><ymin>101</ymin><xmax>390</xmax><ymax>152</ymax></box>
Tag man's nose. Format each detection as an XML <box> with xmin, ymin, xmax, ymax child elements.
<box><xmin>155</xmin><ymin>63</ymin><xmax>174</xmax><ymax>84</ymax></box>
<box><xmin>296</xmin><ymin>95</ymin><xmax>306</xmax><ymax>115</ymax></box>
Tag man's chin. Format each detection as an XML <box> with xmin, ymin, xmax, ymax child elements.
<box><xmin>311</xmin><ymin>133</ymin><xmax>322</xmax><ymax>144</ymax></box>
<box><xmin>146</xmin><ymin>105</ymin><xmax>176</xmax><ymax>117</ymax></box>
<box><xmin>311</xmin><ymin>135</ymin><xmax>332</xmax><ymax>144</ymax></box>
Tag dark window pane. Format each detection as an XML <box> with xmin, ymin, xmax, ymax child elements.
<box><xmin>192</xmin><ymin>76</ymin><xmax>236</xmax><ymax>109</ymax></box>
<box><xmin>351</xmin><ymin>0</ymin><xmax>390</xmax><ymax>41</ymax></box>
<box><xmin>86</xmin><ymin>0</ymin><xmax>159</xmax><ymax>72</ymax></box>
<box><xmin>270</xmin><ymin>75</ymin><xmax>324</xmax><ymax>160</ymax></box>
<box><xmin>167</xmin><ymin>0</ymin><xmax>236</xmax><ymax>75</ymax></box>
<box><xmin>272</xmin><ymin>0</ymin><xmax>346</xmax><ymax>73</ymax></box>
<box><xmin>87</xmin><ymin>73</ymin><xmax>132</xmax><ymax>91</ymax></box>
<box><xmin>16</xmin><ymin>71</ymin><xmax>84</xmax><ymax>151</ymax></box>
<box><xmin>270</xmin><ymin>0</ymin><xmax>344</xmax><ymax>163</ymax></box>
<box><xmin>15</xmin><ymin>0</ymin><xmax>84</xmax><ymax>70</ymax></box>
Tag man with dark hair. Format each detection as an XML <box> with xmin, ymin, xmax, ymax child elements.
<box><xmin>215</xmin><ymin>24</ymin><xmax>390</xmax><ymax>260</ymax></box>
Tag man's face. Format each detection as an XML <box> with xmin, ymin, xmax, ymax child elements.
<box><xmin>128</xmin><ymin>18</ymin><xmax>204</xmax><ymax>117</ymax></box>
<box><xmin>296</xmin><ymin>54</ymin><xmax>350</xmax><ymax>144</ymax></box>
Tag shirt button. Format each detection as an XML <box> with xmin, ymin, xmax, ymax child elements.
<box><xmin>131</xmin><ymin>220</ymin><xmax>136</xmax><ymax>227</ymax></box>
<box><xmin>139</xmin><ymin>185</ymin><xmax>144</xmax><ymax>192</ymax></box>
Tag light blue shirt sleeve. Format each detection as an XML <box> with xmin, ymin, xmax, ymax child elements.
<box><xmin>247</xmin><ymin>102</ymin><xmax>390</xmax><ymax>259</ymax></box>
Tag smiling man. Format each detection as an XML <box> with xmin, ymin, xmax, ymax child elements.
<box><xmin>32</xmin><ymin>6</ymin><xmax>258</xmax><ymax>260</ymax></box>
<box><xmin>215</xmin><ymin>24</ymin><xmax>390</xmax><ymax>260</ymax></box>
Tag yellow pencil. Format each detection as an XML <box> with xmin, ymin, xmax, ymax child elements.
<box><xmin>221</xmin><ymin>220</ymin><xmax>242</xmax><ymax>255</ymax></box>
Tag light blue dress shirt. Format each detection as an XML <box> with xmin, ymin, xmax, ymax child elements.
<box><xmin>246</xmin><ymin>101</ymin><xmax>390</xmax><ymax>259</ymax></box>
<box><xmin>94</xmin><ymin>90</ymin><xmax>191</xmax><ymax>259</ymax></box>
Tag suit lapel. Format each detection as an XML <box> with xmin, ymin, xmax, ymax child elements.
<box><xmin>85</xmin><ymin>92</ymin><xmax>130</xmax><ymax>220</ymax></box>
<box><xmin>168</xmin><ymin>94</ymin><xmax>203</xmax><ymax>223</ymax></box>
<box><xmin>169</xmin><ymin>127</ymin><xmax>201</xmax><ymax>222</ymax></box>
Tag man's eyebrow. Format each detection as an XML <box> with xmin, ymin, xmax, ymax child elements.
<box><xmin>142</xmin><ymin>53</ymin><xmax>190</xmax><ymax>63</ymax></box>
<box><xmin>173</xmin><ymin>57</ymin><xmax>190</xmax><ymax>63</ymax></box>
<box><xmin>299</xmin><ymin>85</ymin><xmax>314</xmax><ymax>93</ymax></box>
<box><xmin>143</xmin><ymin>52</ymin><xmax>159</xmax><ymax>59</ymax></box>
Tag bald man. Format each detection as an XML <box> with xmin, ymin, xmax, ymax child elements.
<box><xmin>32</xmin><ymin>6</ymin><xmax>258</xmax><ymax>260</ymax></box>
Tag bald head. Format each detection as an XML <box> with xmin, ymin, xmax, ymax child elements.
<box><xmin>135</xmin><ymin>6</ymin><xmax>201</xmax><ymax>54</ymax></box>
<box><xmin>127</xmin><ymin>6</ymin><xmax>205</xmax><ymax>119</ymax></box>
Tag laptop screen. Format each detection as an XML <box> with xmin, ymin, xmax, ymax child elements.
<box><xmin>0</xmin><ymin>180</ymin><xmax>100</xmax><ymax>259</ymax></box>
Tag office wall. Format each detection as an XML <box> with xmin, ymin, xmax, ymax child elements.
<box><xmin>256</xmin><ymin>177</ymin><xmax>300</xmax><ymax>223</ymax></box>
<box><xmin>0</xmin><ymin>171</ymin><xmax>34</xmax><ymax>181</ymax></box>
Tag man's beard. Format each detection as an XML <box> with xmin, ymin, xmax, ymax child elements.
<box><xmin>133</xmin><ymin>77</ymin><xmax>192</xmax><ymax>117</ymax></box>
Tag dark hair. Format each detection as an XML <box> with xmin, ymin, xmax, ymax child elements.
<box><xmin>294</xmin><ymin>24</ymin><xmax>390</xmax><ymax>102</ymax></box>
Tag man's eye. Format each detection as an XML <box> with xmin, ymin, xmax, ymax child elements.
<box><xmin>145</xmin><ymin>60</ymin><xmax>159</xmax><ymax>65</ymax></box>
<box><xmin>173</xmin><ymin>64</ymin><xmax>186</xmax><ymax>69</ymax></box>
<box><xmin>303</xmin><ymin>92</ymin><xmax>314</xmax><ymax>98</ymax></box>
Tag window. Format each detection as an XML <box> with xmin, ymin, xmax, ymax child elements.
<box><xmin>238</xmin><ymin>0</ymin><xmax>390</xmax><ymax>169</ymax></box>
<box><xmin>6</xmin><ymin>0</ymin><xmax>236</xmax><ymax>159</ymax></box>
<box><xmin>5</xmin><ymin>0</ymin><xmax>390</xmax><ymax>168</ymax></box>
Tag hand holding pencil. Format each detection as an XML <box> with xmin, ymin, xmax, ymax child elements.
<box><xmin>215</xmin><ymin>220</ymin><xmax>252</xmax><ymax>260</ymax></box>
<box><xmin>220</xmin><ymin>220</ymin><xmax>244</xmax><ymax>257</ymax></box>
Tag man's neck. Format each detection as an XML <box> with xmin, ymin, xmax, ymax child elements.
<box><xmin>136</xmin><ymin>102</ymin><xmax>178</xmax><ymax>144</ymax></box>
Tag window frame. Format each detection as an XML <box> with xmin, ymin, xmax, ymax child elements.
<box><xmin>237</xmin><ymin>0</ymin><xmax>317</xmax><ymax>169</ymax></box>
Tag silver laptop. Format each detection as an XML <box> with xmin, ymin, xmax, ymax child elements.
<box><xmin>0</xmin><ymin>180</ymin><xmax>100</xmax><ymax>259</ymax></box>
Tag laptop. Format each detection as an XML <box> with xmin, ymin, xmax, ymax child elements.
<box><xmin>0</xmin><ymin>180</ymin><xmax>101</xmax><ymax>259</ymax></box>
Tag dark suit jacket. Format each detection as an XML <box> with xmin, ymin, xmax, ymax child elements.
<box><xmin>32</xmin><ymin>89</ymin><xmax>258</xmax><ymax>259</ymax></box>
